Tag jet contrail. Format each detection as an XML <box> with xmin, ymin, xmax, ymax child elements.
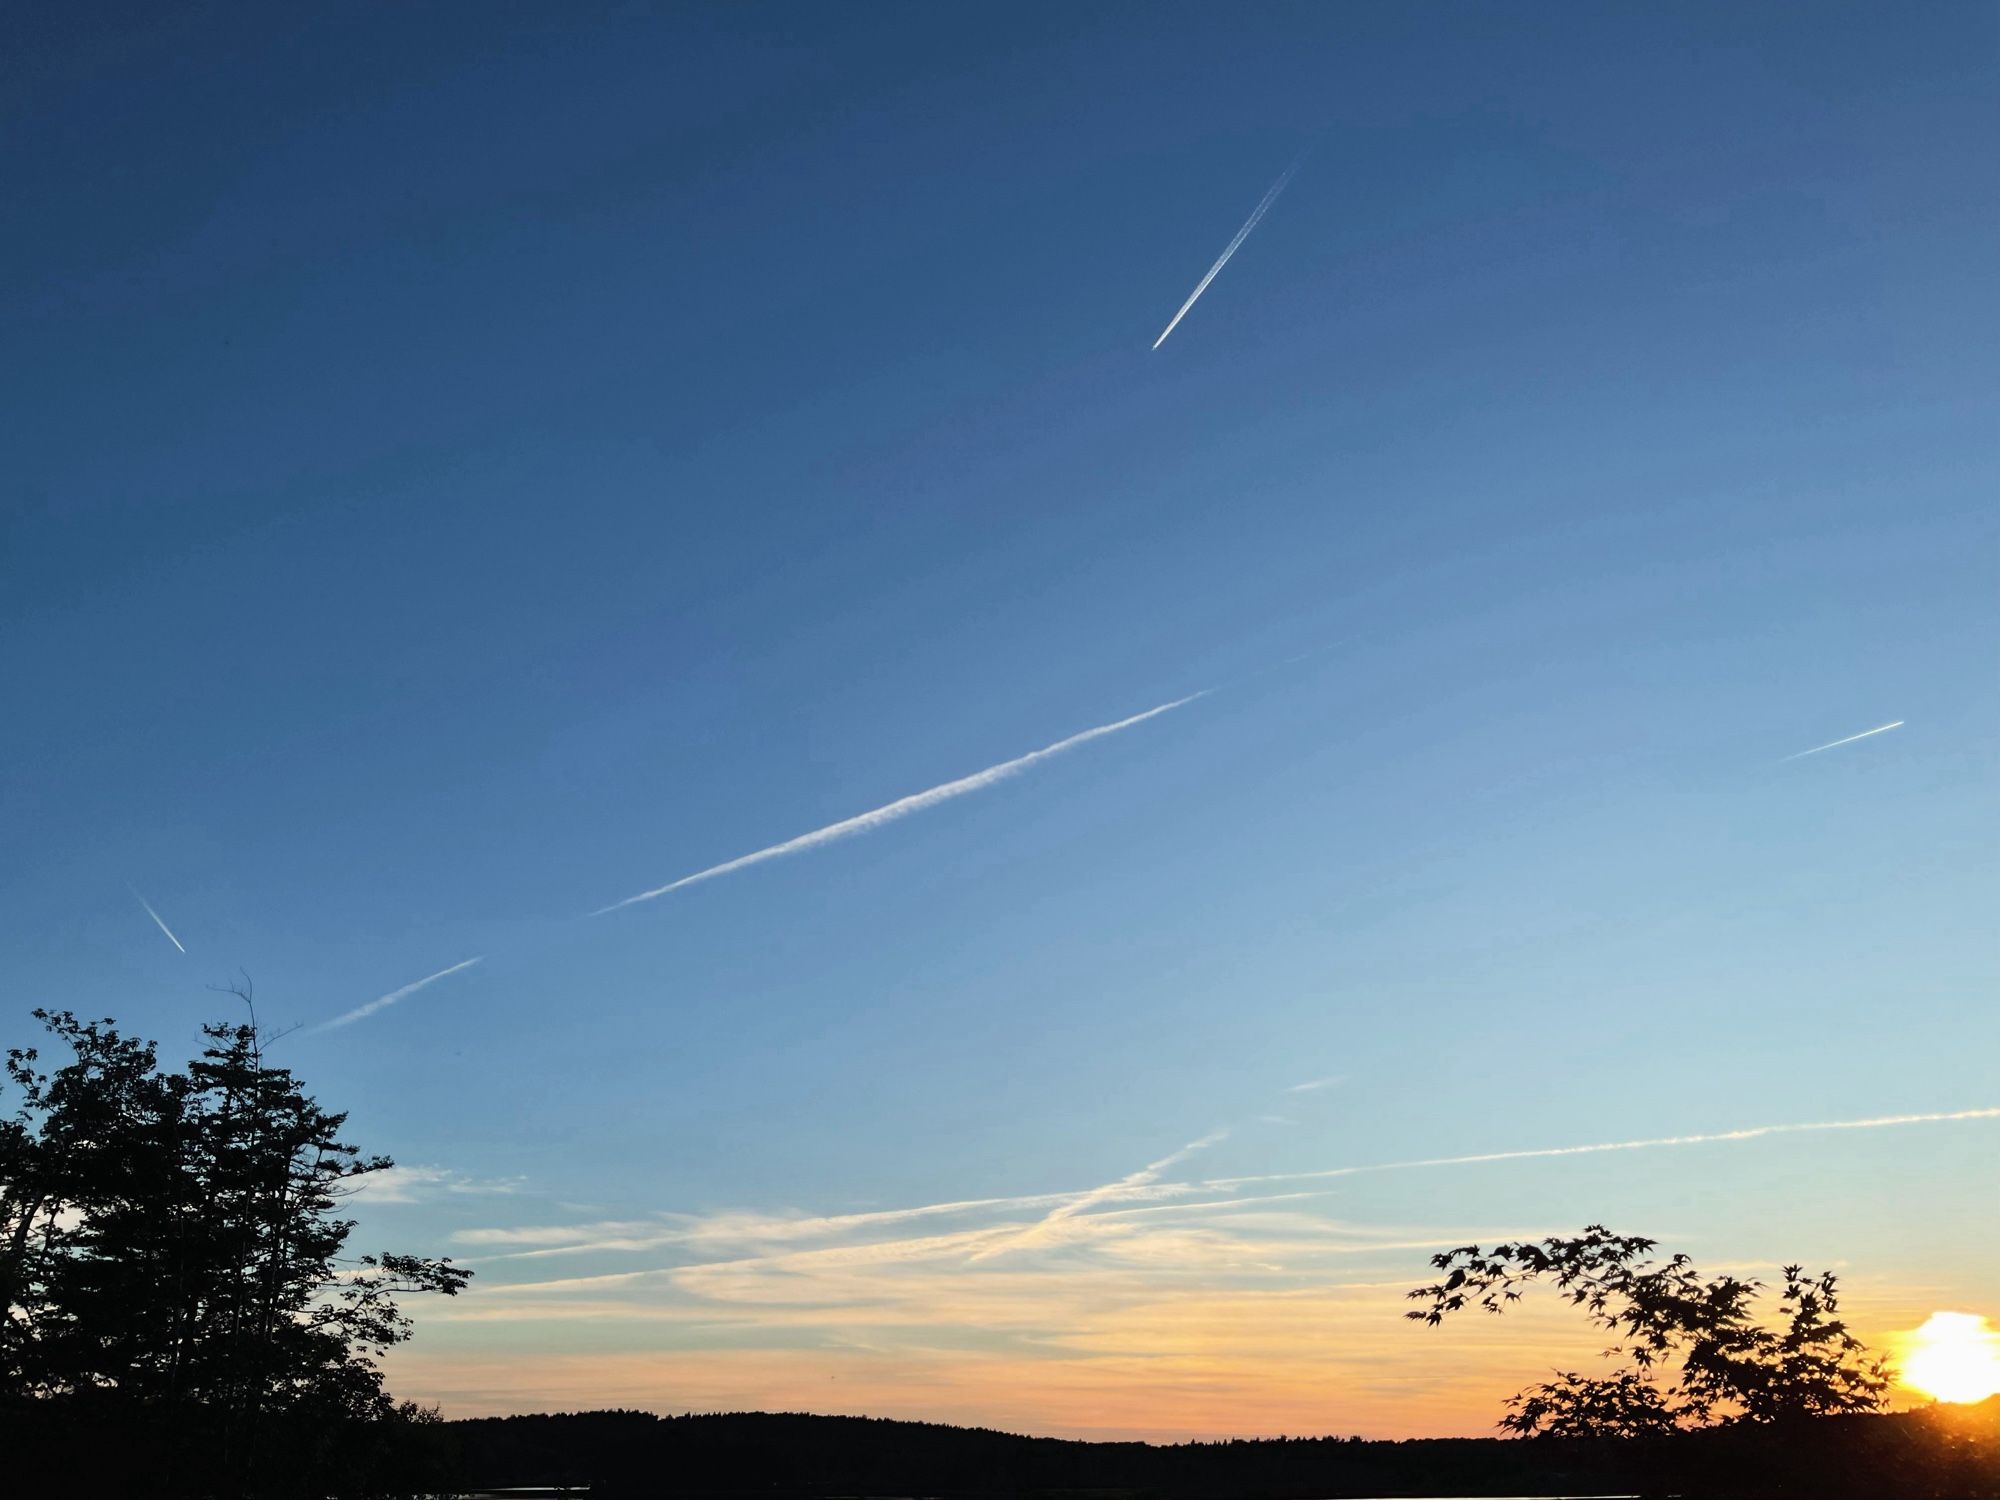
<box><xmin>1782</xmin><ymin>719</ymin><xmax>1904</xmax><ymax>761</ymax></box>
<box><xmin>592</xmin><ymin>691</ymin><xmax>1209</xmax><ymax>915</ymax></box>
<box><xmin>130</xmin><ymin>887</ymin><xmax>187</xmax><ymax>954</ymax></box>
<box><xmin>315</xmin><ymin>957</ymin><xmax>483</xmax><ymax>1031</ymax></box>
<box><xmin>1152</xmin><ymin>154</ymin><xmax>1304</xmax><ymax>350</ymax></box>
<box><xmin>1202</xmin><ymin>1105</ymin><xmax>2000</xmax><ymax>1190</ymax></box>
<box><xmin>969</xmin><ymin>1128</ymin><xmax>1229</xmax><ymax>1261</ymax></box>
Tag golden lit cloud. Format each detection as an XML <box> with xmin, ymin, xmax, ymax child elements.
<box><xmin>394</xmin><ymin>1192</ymin><xmax>1600</xmax><ymax>1438</ymax></box>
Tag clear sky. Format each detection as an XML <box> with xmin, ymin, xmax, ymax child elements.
<box><xmin>5</xmin><ymin>0</ymin><xmax>1997</xmax><ymax>1438</ymax></box>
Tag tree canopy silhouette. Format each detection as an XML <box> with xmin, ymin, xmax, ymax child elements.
<box><xmin>1408</xmin><ymin>1224</ymin><xmax>1892</xmax><ymax>1436</ymax></box>
<box><xmin>1</xmin><ymin>1001</ymin><xmax>468</xmax><ymax>1495</ymax></box>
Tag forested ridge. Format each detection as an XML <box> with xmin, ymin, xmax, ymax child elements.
<box><xmin>445</xmin><ymin>1402</ymin><xmax>2000</xmax><ymax>1498</ymax></box>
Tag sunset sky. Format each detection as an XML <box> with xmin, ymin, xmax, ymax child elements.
<box><xmin>5</xmin><ymin>2</ymin><xmax>1997</xmax><ymax>1439</ymax></box>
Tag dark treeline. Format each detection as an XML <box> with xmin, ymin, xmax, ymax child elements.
<box><xmin>444</xmin><ymin>1403</ymin><xmax>2000</xmax><ymax>1499</ymax></box>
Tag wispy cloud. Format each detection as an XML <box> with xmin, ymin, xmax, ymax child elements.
<box><xmin>1782</xmin><ymin>719</ymin><xmax>1904</xmax><ymax>761</ymax></box>
<box><xmin>467</xmin><ymin>1203</ymin><xmax>1470</xmax><ymax>1303</ymax></box>
<box><xmin>314</xmin><ymin>957</ymin><xmax>483</xmax><ymax>1031</ymax></box>
<box><xmin>456</xmin><ymin>1192</ymin><xmax>1107</xmax><ymax>1260</ymax></box>
<box><xmin>454</xmin><ymin>1185</ymin><xmax>1204</xmax><ymax>1264</ymax></box>
<box><xmin>460</xmin><ymin>1104</ymin><xmax>2000</xmax><ymax>1272</ymax></box>
<box><xmin>1152</xmin><ymin>154</ymin><xmax>1304</xmax><ymax>350</ymax></box>
<box><xmin>346</xmin><ymin>1164</ymin><xmax>525</xmax><ymax>1204</ymax></box>
<box><xmin>129</xmin><ymin>887</ymin><xmax>186</xmax><ymax>954</ymax></box>
<box><xmin>593</xmin><ymin>692</ymin><xmax>1208</xmax><ymax>915</ymax></box>
<box><xmin>1285</xmin><ymin>1075</ymin><xmax>1343</xmax><ymax>1094</ymax></box>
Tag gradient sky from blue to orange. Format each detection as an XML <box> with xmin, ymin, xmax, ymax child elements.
<box><xmin>4</xmin><ymin>2</ymin><xmax>1997</xmax><ymax>1436</ymax></box>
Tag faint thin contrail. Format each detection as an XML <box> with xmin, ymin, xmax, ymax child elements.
<box><xmin>130</xmin><ymin>887</ymin><xmax>187</xmax><ymax>954</ymax></box>
<box><xmin>316</xmin><ymin>957</ymin><xmax>483</xmax><ymax>1031</ymax></box>
<box><xmin>1782</xmin><ymin>719</ymin><xmax>1904</xmax><ymax>761</ymax></box>
<box><xmin>1152</xmin><ymin>155</ymin><xmax>1304</xmax><ymax>350</ymax></box>
<box><xmin>1203</xmin><ymin>1105</ymin><xmax>2000</xmax><ymax>1190</ymax></box>
<box><xmin>592</xmin><ymin>691</ymin><xmax>1209</xmax><ymax>915</ymax></box>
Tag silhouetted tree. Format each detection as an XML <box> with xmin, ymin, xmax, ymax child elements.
<box><xmin>1</xmin><ymin>1003</ymin><xmax>468</xmax><ymax>1494</ymax></box>
<box><xmin>1407</xmin><ymin>1224</ymin><xmax>1892</xmax><ymax>1436</ymax></box>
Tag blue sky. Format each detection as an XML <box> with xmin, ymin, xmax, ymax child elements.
<box><xmin>5</xmin><ymin>2</ymin><xmax>1997</xmax><ymax>1435</ymax></box>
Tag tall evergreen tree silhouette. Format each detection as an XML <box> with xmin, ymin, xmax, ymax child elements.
<box><xmin>2</xmin><ymin>1001</ymin><xmax>467</xmax><ymax>1494</ymax></box>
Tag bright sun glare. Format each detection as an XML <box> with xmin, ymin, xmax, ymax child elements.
<box><xmin>1901</xmin><ymin>1312</ymin><xmax>2000</xmax><ymax>1405</ymax></box>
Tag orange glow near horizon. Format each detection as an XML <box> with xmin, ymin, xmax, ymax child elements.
<box><xmin>1900</xmin><ymin>1312</ymin><xmax>2000</xmax><ymax>1405</ymax></box>
<box><xmin>381</xmin><ymin>1281</ymin><xmax>1634</xmax><ymax>1442</ymax></box>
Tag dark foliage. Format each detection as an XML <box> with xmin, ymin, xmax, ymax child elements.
<box><xmin>1407</xmin><ymin>1223</ymin><xmax>1892</xmax><ymax>1434</ymax></box>
<box><xmin>1</xmin><ymin>1005</ymin><xmax>468</xmax><ymax>1496</ymax></box>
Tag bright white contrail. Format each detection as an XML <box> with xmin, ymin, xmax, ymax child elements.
<box><xmin>316</xmin><ymin>957</ymin><xmax>483</xmax><ymax>1031</ymax></box>
<box><xmin>594</xmin><ymin>691</ymin><xmax>1209</xmax><ymax>915</ymax></box>
<box><xmin>1152</xmin><ymin>155</ymin><xmax>1304</xmax><ymax>350</ymax></box>
<box><xmin>1203</xmin><ymin>1105</ymin><xmax>2000</xmax><ymax>1190</ymax></box>
<box><xmin>1782</xmin><ymin>719</ymin><xmax>1904</xmax><ymax>761</ymax></box>
<box><xmin>130</xmin><ymin>887</ymin><xmax>187</xmax><ymax>954</ymax></box>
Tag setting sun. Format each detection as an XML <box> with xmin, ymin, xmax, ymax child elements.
<box><xmin>1901</xmin><ymin>1312</ymin><xmax>2000</xmax><ymax>1405</ymax></box>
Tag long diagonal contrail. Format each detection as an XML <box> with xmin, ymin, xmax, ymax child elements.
<box><xmin>593</xmin><ymin>691</ymin><xmax>1209</xmax><ymax>915</ymax></box>
<box><xmin>1152</xmin><ymin>155</ymin><xmax>1304</xmax><ymax>350</ymax></box>
<box><xmin>130</xmin><ymin>887</ymin><xmax>187</xmax><ymax>954</ymax></box>
<box><xmin>315</xmin><ymin>957</ymin><xmax>483</xmax><ymax>1031</ymax></box>
<box><xmin>1782</xmin><ymin>719</ymin><xmax>1904</xmax><ymax>761</ymax></box>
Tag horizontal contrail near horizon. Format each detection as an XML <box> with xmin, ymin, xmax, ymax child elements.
<box><xmin>130</xmin><ymin>887</ymin><xmax>186</xmax><ymax>954</ymax></box>
<box><xmin>1782</xmin><ymin>719</ymin><xmax>1904</xmax><ymax>761</ymax></box>
<box><xmin>1204</xmin><ymin>1105</ymin><xmax>2000</xmax><ymax>1190</ymax></box>
<box><xmin>316</xmin><ymin>957</ymin><xmax>483</xmax><ymax>1031</ymax></box>
<box><xmin>1152</xmin><ymin>155</ymin><xmax>1304</xmax><ymax>350</ymax></box>
<box><xmin>592</xmin><ymin>691</ymin><xmax>1209</xmax><ymax>915</ymax></box>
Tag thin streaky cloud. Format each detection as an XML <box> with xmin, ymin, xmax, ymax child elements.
<box><xmin>1204</xmin><ymin>1105</ymin><xmax>2000</xmax><ymax>1190</ymax></box>
<box><xmin>458</xmin><ymin>1108</ymin><xmax>2000</xmax><ymax>1298</ymax></box>
<box><xmin>969</xmin><ymin>1128</ymin><xmax>1228</xmax><ymax>1262</ymax></box>
<box><xmin>593</xmin><ymin>691</ymin><xmax>1209</xmax><ymax>916</ymax></box>
<box><xmin>456</xmin><ymin>1189</ymin><xmax>1116</xmax><ymax>1258</ymax></box>
<box><xmin>129</xmin><ymin>887</ymin><xmax>187</xmax><ymax>954</ymax></box>
<box><xmin>1781</xmin><ymin>719</ymin><xmax>1904</xmax><ymax>761</ymax></box>
<box><xmin>1285</xmin><ymin>1075</ymin><xmax>1343</xmax><ymax>1094</ymax></box>
<box><xmin>315</xmin><ymin>957</ymin><xmax>483</xmax><ymax>1032</ymax></box>
<box><xmin>1152</xmin><ymin>154</ymin><xmax>1304</xmax><ymax>350</ymax></box>
<box><xmin>1085</xmin><ymin>1189</ymin><xmax>1336</xmax><ymax>1221</ymax></box>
